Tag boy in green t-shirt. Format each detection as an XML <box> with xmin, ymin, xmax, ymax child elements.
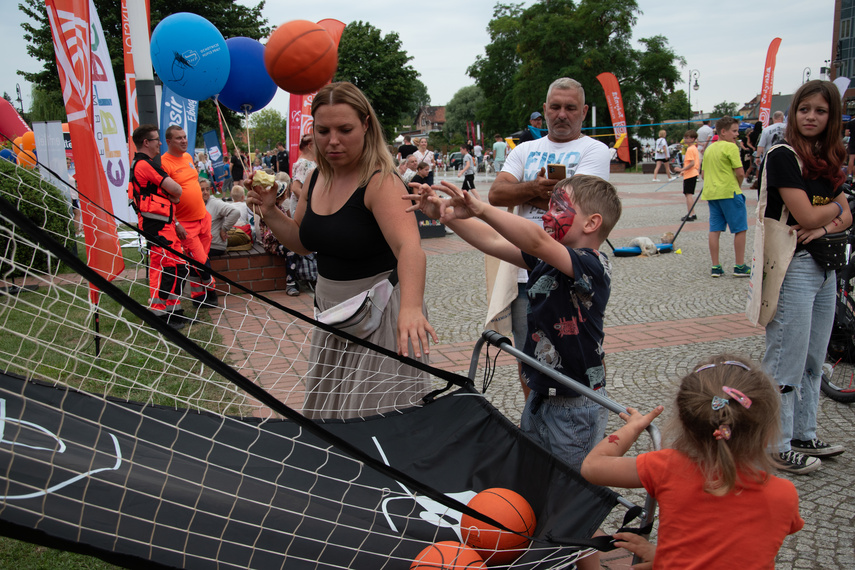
<box><xmin>700</xmin><ymin>116</ymin><xmax>749</xmax><ymax>278</ymax></box>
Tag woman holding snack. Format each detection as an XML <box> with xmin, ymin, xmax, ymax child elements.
<box><xmin>247</xmin><ymin>81</ymin><xmax>436</xmax><ymax>420</ymax></box>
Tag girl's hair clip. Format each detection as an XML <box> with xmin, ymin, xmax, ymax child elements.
<box><xmin>713</xmin><ymin>425</ymin><xmax>732</xmax><ymax>441</ymax></box>
<box><xmin>711</xmin><ymin>396</ymin><xmax>729</xmax><ymax>410</ymax></box>
<box><xmin>722</xmin><ymin>386</ymin><xmax>752</xmax><ymax>409</ymax></box>
<box><xmin>695</xmin><ymin>360</ymin><xmax>751</xmax><ymax>374</ymax></box>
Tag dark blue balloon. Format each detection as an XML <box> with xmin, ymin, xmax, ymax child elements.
<box><xmin>0</xmin><ymin>149</ymin><xmax>15</xmax><ymax>163</ymax></box>
<box><xmin>150</xmin><ymin>13</ymin><xmax>230</xmax><ymax>102</ymax></box>
<box><xmin>217</xmin><ymin>37</ymin><xmax>278</xmax><ymax>113</ymax></box>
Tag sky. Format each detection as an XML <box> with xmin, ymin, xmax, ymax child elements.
<box><xmin>3</xmin><ymin>0</ymin><xmax>837</xmax><ymax>126</ymax></box>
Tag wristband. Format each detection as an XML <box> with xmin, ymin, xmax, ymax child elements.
<box><xmin>824</xmin><ymin>226</ymin><xmax>829</xmax><ymax>235</ymax></box>
<box><xmin>834</xmin><ymin>200</ymin><xmax>843</xmax><ymax>217</ymax></box>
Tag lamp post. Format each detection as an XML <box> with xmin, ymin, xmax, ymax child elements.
<box><xmin>802</xmin><ymin>67</ymin><xmax>811</xmax><ymax>84</ymax></box>
<box><xmin>687</xmin><ymin>69</ymin><xmax>700</xmax><ymax>127</ymax></box>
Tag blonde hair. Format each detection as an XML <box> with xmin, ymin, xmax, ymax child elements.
<box><xmin>555</xmin><ymin>175</ymin><xmax>622</xmax><ymax>239</ymax></box>
<box><xmin>665</xmin><ymin>354</ymin><xmax>781</xmax><ymax>494</ymax></box>
<box><xmin>230</xmin><ymin>185</ymin><xmax>246</xmax><ymax>201</ymax></box>
<box><xmin>311</xmin><ymin>82</ymin><xmax>395</xmax><ymax>189</ymax></box>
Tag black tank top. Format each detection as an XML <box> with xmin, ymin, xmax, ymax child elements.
<box><xmin>299</xmin><ymin>169</ymin><xmax>398</xmax><ymax>280</ymax></box>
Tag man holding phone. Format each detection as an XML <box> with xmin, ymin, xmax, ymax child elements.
<box><xmin>487</xmin><ymin>77</ymin><xmax>610</xmax><ymax>399</ymax></box>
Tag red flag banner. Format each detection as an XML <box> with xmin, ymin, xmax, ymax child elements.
<box><xmin>759</xmin><ymin>38</ymin><xmax>782</xmax><ymax>128</ymax></box>
<box><xmin>596</xmin><ymin>72</ymin><xmax>630</xmax><ymax>163</ymax></box>
<box><xmin>46</xmin><ymin>0</ymin><xmax>124</xmax><ymax>302</ymax></box>
<box><xmin>288</xmin><ymin>19</ymin><xmax>347</xmax><ymax>174</ymax></box>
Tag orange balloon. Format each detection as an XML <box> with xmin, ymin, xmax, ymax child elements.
<box><xmin>13</xmin><ymin>136</ymin><xmax>22</xmax><ymax>151</ymax></box>
<box><xmin>18</xmin><ymin>149</ymin><xmax>36</xmax><ymax>169</ymax></box>
<box><xmin>22</xmin><ymin>131</ymin><xmax>35</xmax><ymax>150</ymax></box>
<box><xmin>264</xmin><ymin>20</ymin><xmax>338</xmax><ymax>95</ymax></box>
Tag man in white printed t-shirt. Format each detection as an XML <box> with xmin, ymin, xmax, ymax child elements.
<box><xmin>488</xmin><ymin>77</ymin><xmax>610</xmax><ymax>399</ymax></box>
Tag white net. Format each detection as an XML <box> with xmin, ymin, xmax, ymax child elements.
<box><xmin>0</xmin><ymin>159</ymin><xmax>615</xmax><ymax>568</ymax></box>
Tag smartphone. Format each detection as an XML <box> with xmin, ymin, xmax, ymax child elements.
<box><xmin>547</xmin><ymin>164</ymin><xmax>566</xmax><ymax>180</ymax></box>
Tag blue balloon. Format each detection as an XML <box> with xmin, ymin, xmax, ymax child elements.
<box><xmin>217</xmin><ymin>37</ymin><xmax>278</xmax><ymax>113</ymax></box>
<box><xmin>0</xmin><ymin>148</ymin><xmax>15</xmax><ymax>163</ymax></box>
<box><xmin>150</xmin><ymin>13</ymin><xmax>230</xmax><ymax>102</ymax></box>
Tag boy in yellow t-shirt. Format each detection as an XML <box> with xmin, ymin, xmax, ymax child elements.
<box><xmin>674</xmin><ymin>130</ymin><xmax>700</xmax><ymax>221</ymax></box>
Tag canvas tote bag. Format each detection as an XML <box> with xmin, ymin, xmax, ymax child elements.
<box><xmin>746</xmin><ymin>144</ymin><xmax>801</xmax><ymax>326</ymax></box>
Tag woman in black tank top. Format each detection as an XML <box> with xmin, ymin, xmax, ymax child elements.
<box><xmin>247</xmin><ymin>82</ymin><xmax>436</xmax><ymax>420</ymax></box>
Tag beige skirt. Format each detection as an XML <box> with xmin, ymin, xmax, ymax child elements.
<box><xmin>302</xmin><ymin>270</ymin><xmax>431</xmax><ymax>420</ymax></box>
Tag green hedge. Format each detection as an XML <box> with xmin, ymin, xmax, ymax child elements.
<box><xmin>0</xmin><ymin>158</ymin><xmax>74</xmax><ymax>277</ymax></box>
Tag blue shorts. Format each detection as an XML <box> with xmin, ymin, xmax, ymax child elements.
<box><xmin>520</xmin><ymin>387</ymin><xmax>609</xmax><ymax>471</ymax></box>
<box><xmin>708</xmin><ymin>194</ymin><xmax>747</xmax><ymax>233</ymax></box>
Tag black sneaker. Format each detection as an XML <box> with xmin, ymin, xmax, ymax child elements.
<box><xmin>791</xmin><ymin>438</ymin><xmax>844</xmax><ymax>457</ymax></box>
<box><xmin>681</xmin><ymin>214</ymin><xmax>697</xmax><ymax>222</ymax></box>
<box><xmin>193</xmin><ymin>289</ymin><xmax>219</xmax><ymax>308</ymax></box>
<box><xmin>777</xmin><ymin>450</ymin><xmax>821</xmax><ymax>474</ymax></box>
<box><xmin>157</xmin><ymin>310</ymin><xmax>186</xmax><ymax>331</ymax></box>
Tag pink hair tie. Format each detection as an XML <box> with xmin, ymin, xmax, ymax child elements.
<box><xmin>713</xmin><ymin>425</ymin><xmax>732</xmax><ymax>441</ymax></box>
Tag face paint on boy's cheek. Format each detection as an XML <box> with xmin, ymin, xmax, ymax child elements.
<box><xmin>544</xmin><ymin>204</ymin><xmax>576</xmax><ymax>242</ymax></box>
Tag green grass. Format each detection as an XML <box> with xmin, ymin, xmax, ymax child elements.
<box><xmin>0</xmin><ymin>537</ymin><xmax>119</xmax><ymax>570</ymax></box>
<box><xmin>0</xmin><ymin>262</ymin><xmax>248</xmax><ymax>567</ymax></box>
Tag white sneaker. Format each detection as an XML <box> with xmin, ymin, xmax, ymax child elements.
<box><xmin>651</xmin><ymin>178</ymin><xmax>660</xmax><ymax>182</ymax></box>
<box><xmin>668</xmin><ymin>176</ymin><xmax>677</xmax><ymax>181</ymax></box>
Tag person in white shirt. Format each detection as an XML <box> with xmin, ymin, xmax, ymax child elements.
<box><xmin>202</xmin><ymin>178</ymin><xmax>239</xmax><ymax>256</ymax></box>
<box><xmin>651</xmin><ymin>129</ymin><xmax>676</xmax><ymax>182</ymax></box>
<box><xmin>488</xmin><ymin>76</ymin><xmax>610</xmax><ymax>399</ymax></box>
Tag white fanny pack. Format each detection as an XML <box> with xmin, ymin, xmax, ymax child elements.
<box><xmin>314</xmin><ymin>270</ymin><xmax>398</xmax><ymax>338</ymax></box>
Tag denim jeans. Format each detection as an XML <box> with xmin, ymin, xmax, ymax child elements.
<box><xmin>762</xmin><ymin>251</ymin><xmax>836</xmax><ymax>452</ymax></box>
<box><xmin>520</xmin><ymin>387</ymin><xmax>609</xmax><ymax>471</ymax></box>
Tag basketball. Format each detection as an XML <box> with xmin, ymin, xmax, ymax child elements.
<box><xmin>460</xmin><ymin>488</ymin><xmax>536</xmax><ymax>565</ymax></box>
<box><xmin>411</xmin><ymin>541</ymin><xmax>487</xmax><ymax>570</ymax></box>
<box><xmin>264</xmin><ymin>20</ymin><xmax>338</xmax><ymax>95</ymax></box>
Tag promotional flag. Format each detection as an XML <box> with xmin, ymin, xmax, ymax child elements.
<box><xmin>596</xmin><ymin>72</ymin><xmax>630</xmax><ymax>163</ymax></box>
<box><xmin>90</xmin><ymin>0</ymin><xmax>133</xmax><ymax>222</ymax></box>
<box><xmin>759</xmin><ymin>38</ymin><xmax>782</xmax><ymax>128</ymax></box>
<box><xmin>203</xmin><ymin>129</ymin><xmax>226</xmax><ymax>182</ymax></box>
<box><xmin>288</xmin><ymin>19</ymin><xmax>346</xmax><ymax>174</ymax></box>
<box><xmin>46</xmin><ymin>0</ymin><xmax>124</xmax><ymax>302</ymax></box>
<box><xmin>159</xmin><ymin>85</ymin><xmax>199</xmax><ymax>151</ymax></box>
<box><xmin>33</xmin><ymin>121</ymin><xmax>69</xmax><ymax>198</ymax></box>
<box><xmin>120</xmin><ymin>0</ymin><xmax>149</xmax><ymax>160</ymax></box>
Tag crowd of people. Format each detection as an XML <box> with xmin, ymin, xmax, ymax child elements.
<box><xmin>127</xmin><ymin>75</ymin><xmax>852</xmax><ymax>567</ymax></box>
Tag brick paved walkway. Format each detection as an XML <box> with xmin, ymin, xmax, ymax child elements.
<box><xmin>210</xmin><ymin>170</ymin><xmax>852</xmax><ymax>569</ymax></box>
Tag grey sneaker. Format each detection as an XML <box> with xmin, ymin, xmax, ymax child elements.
<box><xmin>791</xmin><ymin>438</ymin><xmax>844</xmax><ymax>457</ymax></box>
<box><xmin>777</xmin><ymin>450</ymin><xmax>821</xmax><ymax>474</ymax></box>
<box><xmin>711</xmin><ymin>265</ymin><xmax>724</xmax><ymax>278</ymax></box>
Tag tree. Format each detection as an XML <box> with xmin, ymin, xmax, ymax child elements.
<box><xmin>444</xmin><ymin>86</ymin><xmax>485</xmax><ymax>142</ymax></box>
<box><xmin>334</xmin><ymin>21</ymin><xmax>421</xmax><ymax>140</ymax></box>
<box><xmin>712</xmin><ymin>101</ymin><xmax>739</xmax><ymax>118</ymax></box>
<box><xmin>410</xmin><ymin>79</ymin><xmax>431</xmax><ymax>117</ymax></box>
<box><xmin>468</xmin><ymin>0</ymin><xmax>685</xmax><ymax>139</ymax></box>
<box><xmin>249</xmin><ymin>108</ymin><xmax>288</xmax><ymax>152</ymax></box>
<box><xmin>28</xmin><ymin>87</ymin><xmax>66</xmax><ymax>122</ymax></box>
<box><xmin>18</xmin><ymin>0</ymin><xmax>270</xmax><ymax>145</ymax></box>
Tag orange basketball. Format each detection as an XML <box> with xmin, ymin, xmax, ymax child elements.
<box><xmin>460</xmin><ymin>488</ymin><xmax>536</xmax><ymax>565</ymax></box>
<box><xmin>411</xmin><ymin>541</ymin><xmax>487</xmax><ymax>570</ymax></box>
<box><xmin>264</xmin><ymin>20</ymin><xmax>338</xmax><ymax>95</ymax></box>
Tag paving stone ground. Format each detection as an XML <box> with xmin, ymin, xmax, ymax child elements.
<box><xmin>229</xmin><ymin>168</ymin><xmax>854</xmax><ymax>569</ymax></box>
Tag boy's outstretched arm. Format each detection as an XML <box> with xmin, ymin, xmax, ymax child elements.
<box><xmin>441</xmin><ymin>182</ymin><xmax>576</xmax><ymax>277</ymax></box>
<box><xmin>404</xmin><ymin>182</ymin><xmax>525</xmax><ymax>268</ymax></box>
<box><xmin>580</xmin><ymin>406</ymin><xmax>664</xmax><ymax>489</ymax></box>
